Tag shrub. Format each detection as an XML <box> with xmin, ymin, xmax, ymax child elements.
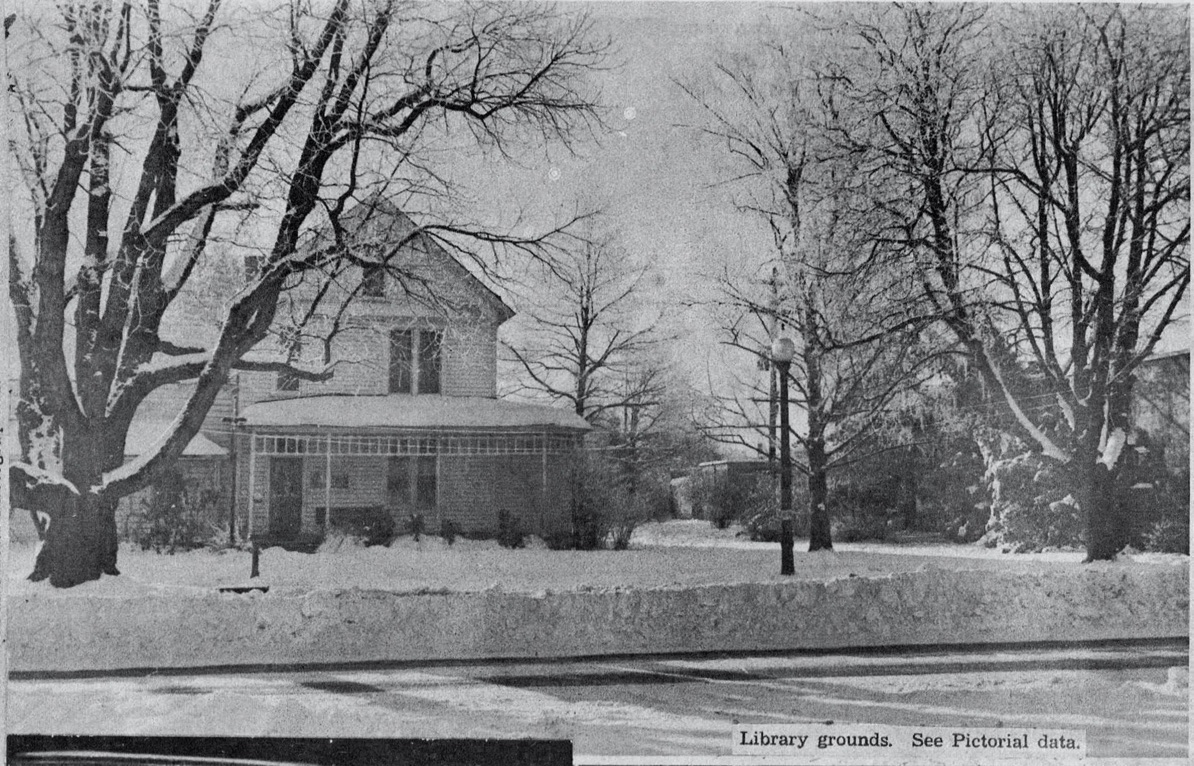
<box><xmin>708</xmin><ymin>475</ymin><xmax>746</xmax><ymax>530</ymax></box>
<box><xmin>921</xmin><ymin>434</ymin><xmax>991</xmax><ymax>544</ymax></box>
<box><xmin>329</xmin><ymin>506</ymin><xmax>396</xmax><ymax>547</ymax></box>
<box><xmin>407</xmin><ymin>512</ymin><xmax>425</xmax><ymax>542</ymax></box>
<box><xmin>831</xmin><ymin>480</ymin><xmax>897</xmax><ymax>527</ymax></box>
<box><xmin>132</xmin><ymin>469</ymin><xmax>222</xmax><ymax>553</ymax></box>
<box><xmin>689</xmin><ymin>469</ymin><xmax>787</xmax><ymax>530</ymax></box>
<box><xmin>635</xmin><ymin>475</ymin><xmax>675</xmax><ymax>522</ymax></box>
<box><xmin>441</xmin><ymin>518</ymin><xmax>460</xmax><ymax>546</ymax></box>
<box><xmin>981</xmin><ymin>452</ymin><xmax>1082</xmax><ymax>551</ymax></box>
<box><xmin>1118</xmin><ymin>432</ymin><xmax>1189</xmax><ymax>550</ymax></box>
<box><xmin>736</xmin><ymin>474</ymin><xmax>807</xmax><ymax>542</ymax></box>
<box><xmin>605</xmin><ymin>488</ymin><xmax>644</xmax><ymax>550</ymax></box>
<box><xmin>608</xmin><ymin>519</ymin><xmax>635</xmax><ymax>550</ymax></box>
<box><xmin>831</xmin><ymin>515</ymin><xmax>888</xmax><ymax>543</ymax></box>
<box><xmin>1144</xmin><ymin>516</ymin><xmax>1190</xmax><ymax>555</ymax></box>
<box><xmin>498</xmin><ymin>510</ymin><xmax>525</xmax><ymax>549</ymax></box>
<box><xmin>568</xmin><ymin>454</ymin><xmax>653</xmax><ymax>550</ymax></box>
<box><xmin>541</xmin><ymin>529</ymin><xmax>575</xmax><ymax>550</ymax></box>
<box><xmin>940</xmin><ymin>501</ymin><xmax>990</xmax><ymax>544</ymax></box>
<box><xmin>570</xmin><ymin>503</ymin><xmax>606</xmax><ymax>551</ymax></box>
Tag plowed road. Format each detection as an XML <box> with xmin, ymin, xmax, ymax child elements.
<box><xmin>8</xmin><ymin>638</ymin><xmax>1187</xmax><ymax>762</ymax></box>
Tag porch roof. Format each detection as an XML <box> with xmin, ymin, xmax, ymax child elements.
<box><xmin>126</xmin><ymin>421</ymin><xmax>227</xmax><ymax>457</ymax></box>
<box><xmin>241</xmin><ymin>394</ymin><xmax>591</xmax><ymax>431</ymax></box>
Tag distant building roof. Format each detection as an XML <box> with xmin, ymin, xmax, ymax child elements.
<box><xmin>125</xmin><ymin>421</ymin><xmax>227</xmax><ymax>457</ymax></box>
<box><xmin>241</xmin><ymin>394</ymin><xmax>591</xmax><ymax>431</ymax></box>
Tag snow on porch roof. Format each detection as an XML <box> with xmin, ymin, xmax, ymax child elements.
<box><xmin>241</xmin><ymin>394</ymin><xmax>591</xmax><ymax>431</ymax></box>
<box><xmin>125</xmin><ymin>421</ymin><xmax>227</xmax><ymax>457</ymax></box>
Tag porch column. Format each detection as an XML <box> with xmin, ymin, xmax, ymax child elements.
<box><xmin>541</xmin><ymin>432</ymin><xmax>548</xmax><ymax>533</ymax></box>
<box><xmin>247</xmin><ymin>434</ymin><xmax>257</xmax><ymax>539</ymax></box>
<box><xmin>325</xmin><ymin>433</ymin><xmax>332</xmax><ymax>530</ymax></box>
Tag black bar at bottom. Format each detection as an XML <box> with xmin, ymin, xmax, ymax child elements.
<box><xmin>7</xmin><ymin>736</ymin><xmax>572</xmax><ymax>766</ymax></box>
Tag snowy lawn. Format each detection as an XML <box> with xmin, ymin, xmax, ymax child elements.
<box><xmin>7</xmin><ymin>520</ymin><xmax>1186</xmax><ymax>673</ymax></box>
<box><xmin>7</xmin><ymin>519</ymin><xmax>1185</xmax><ymax>598</ymax></box>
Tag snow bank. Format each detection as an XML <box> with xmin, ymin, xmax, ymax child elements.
<box><xmin>8</xmin><ymin>548</ymin><xmax>1186</xmax><ymax>673</ymax></box>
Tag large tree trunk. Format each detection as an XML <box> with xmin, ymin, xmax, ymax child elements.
<box><xmin>1075</xmin><ymin>414</ymin><xmax>1131</xmax><ymax>562</ymax></box>
<box><xmin>1076</xmin><ymin>460</ymin><xmax>1125</xmax><ymax>562</ymax></box>
<box><xmin>28</xmin><ymin>421</ymin><xmax>124</xmax><ymax>587</ymax></box>
<box><xmin>803</xmin><ymin>318</ymin><xmax>832</xmax><ymax>552</ymax></box>
<box><xmin>30</xmin><ymin>491</ymin><xmax>119</xmax><ymax>588</ymax></box>
<box><xmin>807</xmin><ymin>438</ymin><xmax>832</xmax><ymax>551</ymax></box>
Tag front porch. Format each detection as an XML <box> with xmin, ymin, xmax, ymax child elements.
<box><xmin>240</xmin><ymin>428</ymin><xmax>586</xmax><ymax>546</ymax></box>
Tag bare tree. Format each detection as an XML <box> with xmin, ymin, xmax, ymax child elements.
<box><xmin>7</xmin><ymin>0</ymin><xmax>607</xmax><ymax>587</ymax></box>
<box><xmin>601</xmin><ymin>363</ymin><xmax>719</xmax><ymax>494</ymax></box>
<box><xmin>682</xmin><ymin>28</ymin><xmax>942</xmax><ymax>551</ymax></box>
<box><xmin>503</xmin><ymin>229</ymin><xmax>662</xmax><ymax>422</ymax></box>
<box><xmin>834</xmin><ymin>4</ymin><xmax>1189</xmax><ymax>560</ymax></box>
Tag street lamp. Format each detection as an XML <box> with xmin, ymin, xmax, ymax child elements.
<box><xmin>770</xmin><ymin>336</ymin><xmax>796</xmax><ymax>576</ymax></box>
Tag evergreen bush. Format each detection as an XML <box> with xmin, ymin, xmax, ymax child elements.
<box><xmin>132</xmin><ymin>468</ymin><xmax>222</xmax><ymax>553</ymax></box>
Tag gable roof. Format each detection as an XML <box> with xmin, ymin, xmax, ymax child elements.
<box><xmin>311</xmin><ymin>196</ymin><xmax>515</xmax><ymax>325</ymax></box>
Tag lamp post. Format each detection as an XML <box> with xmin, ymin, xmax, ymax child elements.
<box><xmin>770</xmin><ymin>336</ymin><xmax>796</xmax><ymax>576</ymax></box>
<box><xmin>222</xmin><ymin>415</ymin><xmax>247</xmax><ymax>546</ymax></box>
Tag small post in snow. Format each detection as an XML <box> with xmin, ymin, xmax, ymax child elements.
<box><xmin>250</xmin><ymin>544</ymin><xmax>261</xmax><ymax>579</ymax></box>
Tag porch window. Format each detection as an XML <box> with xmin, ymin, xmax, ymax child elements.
<box><xmin>310</xmin><ymin>470</ymin><xmax>349</xmax><ymax>489</ymax></box>
<box><xmin>415</xmin><ymin>455</ymin><xmax>437</xmax><ymax>507</ymax></box>
<box><xmin>387</xmin><ymin>455</ymin><xmax>437</xmax><ymax>511</ymax></box>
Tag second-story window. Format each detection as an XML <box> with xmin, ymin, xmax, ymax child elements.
<box><xmin>418</xmin><ymin>329</ymin><xmax>442</xmax><ymax>394</ymax></box>
<box><xmin>361</xmin><ymin>265</ymin><xmax>386</xmax><ymax>298</ymax></box>
<box><xmin>389</xmin><ymin>328</ymin><xmax>442</xmax><ymax>394</ymax></box>
<box><xmin>389</xmin><ymin>329</ymin><xmax>412</xmax><ymax>393</ymax></box>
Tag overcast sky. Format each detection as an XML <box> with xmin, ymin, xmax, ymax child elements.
<box><xmin>479</xmin><ymin>0</ymin><xmax>1189</xmax><ymax>364</ymax></box>
<box><xmin>469</xmin><ymin>3</ymin><xmax>786</xmax><ymax>407</ymax></box>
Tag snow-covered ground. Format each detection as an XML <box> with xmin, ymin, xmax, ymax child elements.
<box><xmin>6</xmin><ymin>520</ymin><xmax>1187</xmax><ymax>677</ymax></box>
<box><xmin>7</xmin><ymin>520</ymin><xmax>1185</xmax><ymax>598</ymax></box>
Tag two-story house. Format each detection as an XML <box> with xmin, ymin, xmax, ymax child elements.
<box><xmin>116</xmin><ymin>198</ymin><xmax>589</xmax><ymax>548</ymax></box>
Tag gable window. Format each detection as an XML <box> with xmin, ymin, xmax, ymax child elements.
<box><xmin>389</xmin><ymin>328</ymin><xmax>442</xmax><ymax>394</ymax></box>
<box><xmin>361</xmin><ymin>265</ymin><xmax>386</xmax><ymax>298</ymax></box>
